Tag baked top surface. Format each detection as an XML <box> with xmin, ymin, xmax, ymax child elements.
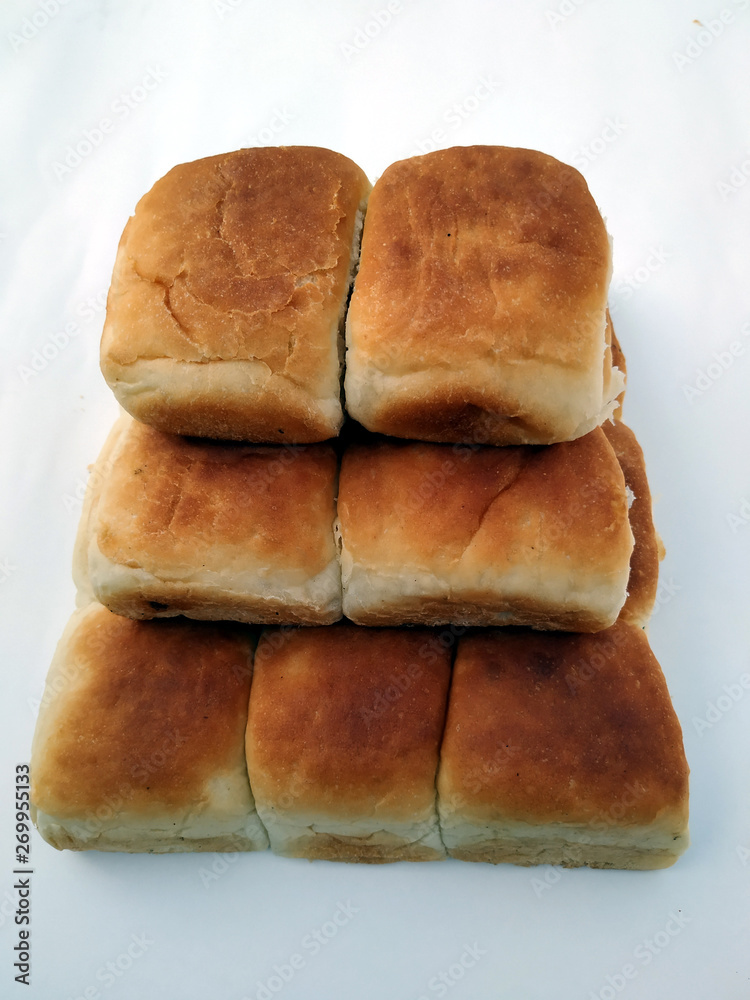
<box><xmin>92</xmin><ymin>417</ymin><xmax>338</xmax><ymax>579</ymax></box>
<box><xmin>337</xmin><ymin>427</ymin><xmax>632</xmax><ymax>580</ymax></box>
<box><xmin>101</xmin><ymin>146</ymin><xmax>369</xmax><ymax>381</ymax></box>
<box><xmin>31</xmin><ymin>605</ymin><xmax>254</xmax><ymax>818</ymax></box>
<box><xmin>346</xmin><ymin>145</ymin><xmax>610</xmax><ymax>376</ymax></box>
<box><xmin>438</xmin><ymin>622</ymin><xmax>689</xmax><ymax>830</ymax></box>
<box><xmin>246</xmin><ymin>625</ymin><xmax>451</xmax><ymax>820</ymax></box>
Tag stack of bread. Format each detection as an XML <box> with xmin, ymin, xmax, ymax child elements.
<box><xmin>30</xmin><ymin>145</ymin><xmax>689</xmax><ymax>870</ymax></box>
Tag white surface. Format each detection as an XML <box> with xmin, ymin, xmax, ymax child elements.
<box><xmin>1</xmin><ymin>1</ymin><xmax>749</xmax><ymax>997</ymax></box>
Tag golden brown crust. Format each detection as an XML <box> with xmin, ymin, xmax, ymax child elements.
<box><xmin>603</xmin><ymin>420</ymin><xmax>661</xmax><ymax>627</ymax></box>
<box><xmin>608</xmin><ymin>312</ymin><xmax>627</xmax><ymax>420</ymax></box>
<box><xmin>337</xmin><ymin>427</ymin><xmax>634</xmax><ymax>630</ymax></box>
<box><xmin>72</xmin><ymin>415</ymin><xmax>130</xmax><ymax>609</ymax></box>
<box><xmin>438</xmin><ymin>622</ymin><xmax>689</xmax><ymax>831</ymax></box>
<box><xmin>101</xmin><ymin>146</ymin><xmax>370</xmax><ymax>442</ymax></box>
<box><xmin>31</xmin><ymin>605</ymin><xmax>255</xmax><ymax>821</ymax></box>
<box><xmin>246</xmin><ymin>625</ymin><xmax>451</xmax><ymax>826</ymax></box>
<box><xmin>79</xmin><ymin>416</ymin><xmax>341</xmax><ymax>624</ymax></box>
<box><xmin>345</xmin><ymin>145</ymin><xmax>619</xmax><ymax>445</ymax></box>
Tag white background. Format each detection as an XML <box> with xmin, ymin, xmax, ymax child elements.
<box><xmin>1</xmin><ymin>1</ymin><xmax>749</xmax><ymax>997</ymax></box>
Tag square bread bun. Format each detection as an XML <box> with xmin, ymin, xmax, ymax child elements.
<box><xmin>437</xmin><ymin>622</ymin><xmax>689</xmax><ymax>869</ymax></box>
<box><xmin>245</xmin><ymin>625</ymin><xmax>451</xmax><ymax>862</ymax></box>
<box><xmin>31</xmin><ymin>604</ymin><xmax>268</xmax><ymax>853</ymax></box>
<box><xmin>100</xmin><ymin>146</ymin><xmax>370</xmax><ymax>443</ymax></box>
<box><xmin>73</xmin><ymin>415</ymin><xmax>341</xmax><ymax>625</ymax></box>
<box><xmin>605</xmin><ymin>420</ymin><xmax>664</xmax><ymax>628</ymax></box>
<box><xmin>344</xmin><ymin>146</ymin><xmax>623</xmax><ymax>445</ymax></box>
<box><xmin>337</xmin><ymin>427</ymin><xmax>634</xmax><ymax>630</ymax></box>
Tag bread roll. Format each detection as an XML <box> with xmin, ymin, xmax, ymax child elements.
<box><xmin>604</xmin><ymin>420</ymin><xmax>663</xmax><ymax>628</ymax></box>
<box><xmin>101</xmin><ymin>146</ymin><xmax>370</xmax><ymax>442</ymax></box>
<box><xmin>345</xmin><ymin>146</ymin><xmax>623</xmax><ymax>445</ymax></box>
<box><xmin>437</xmin><ymin>622</ymin><xmax>689</xmax><ymax>869</ymax></box>
<box><xmin>337</xmin><ymin>427</ymin><xmax>634</xmax><ymax>630</ymax></box>
<box><xmin>31</xmin><ymin>605</ymin><xmax>268</xmax><ymax>853</ymax></box>
<box><xmin>245</xmin><ymin>625</ymin><xmax>451</xmax><ymax>862</ymax></box>
<box><xmin>73</xmin><ymin>415</ymin><xmax>341</xmax><ymax>625</ymax></box>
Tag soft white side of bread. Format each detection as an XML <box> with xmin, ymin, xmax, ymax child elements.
<box><xmin>33</xmin><ymin>802</ymin><xmax>269</xmax><ymax>854</ymax></box>
<box><xmin>106</xmin><ymin>357</ymin><xmax>345</xmax><ymax>439</ymax></box>
<box><xmin>85</xmin><ymin>538</ymin><xmax>342</xmax><ymax>624</ymax></box>
<box><xmin>345</xmin><ymin>354</ymin><xmax>625</xmax><ymax>447</ymax></box>
<box><xmin>256</xmin><ymin>807</ymin><xmax>445</xmax><ymax>862</ymax></box>
<box><xmin>339</xmin><ymin>547</ymin><xmax>631</xmax><ymax>630</ymax></box>
<box><xmin>438</xmin><ymin>813</ymin><xmax>688</xmax><ymax>869</ymax></box>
